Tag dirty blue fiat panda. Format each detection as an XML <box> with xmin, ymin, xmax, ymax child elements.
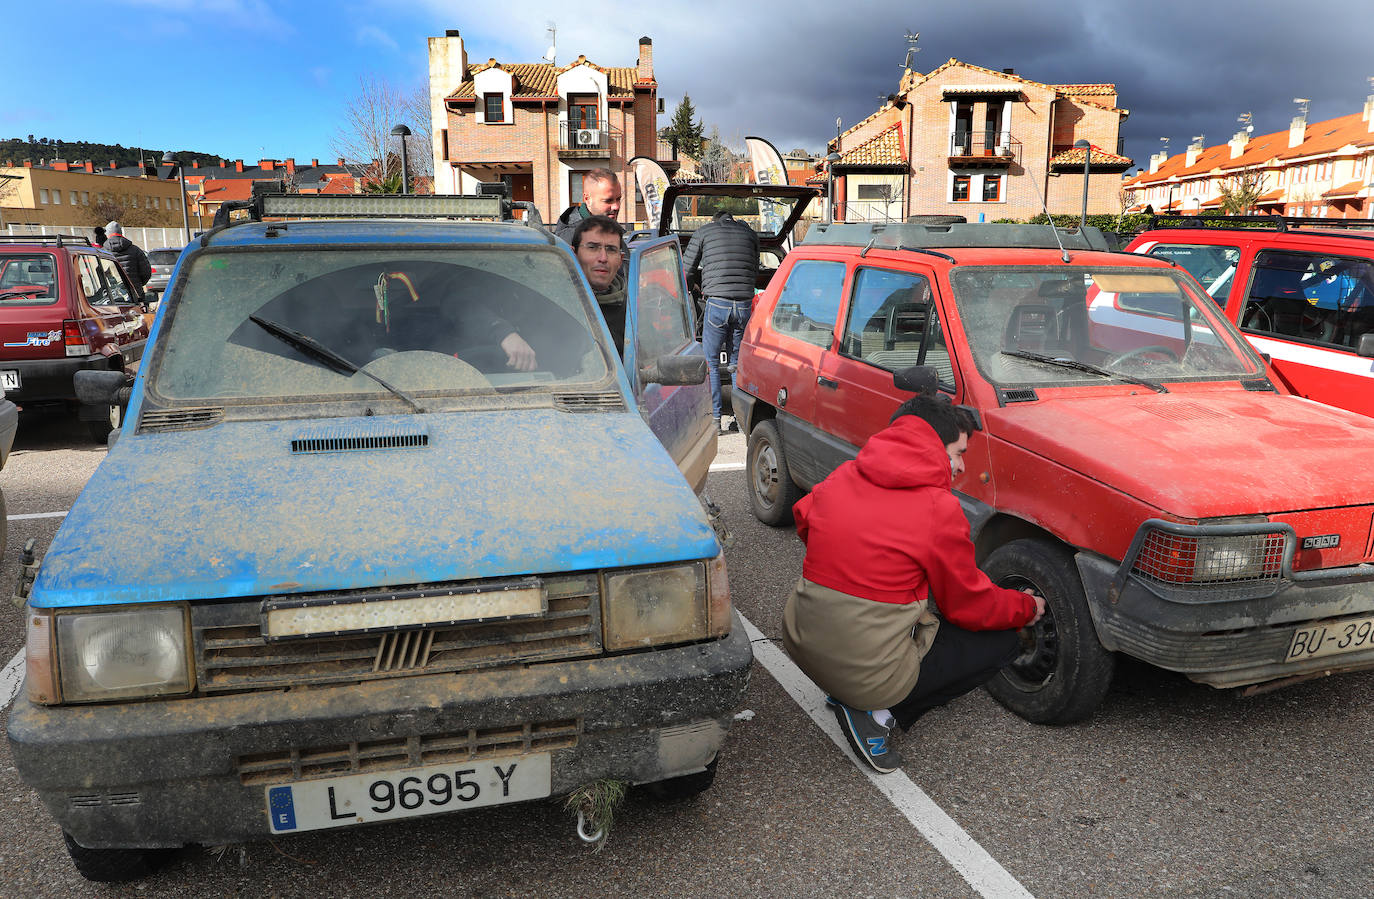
<box><xmin>8</xmin><ymin>194</ymin><xmax>749</xmax><ymax>881</ymax></box>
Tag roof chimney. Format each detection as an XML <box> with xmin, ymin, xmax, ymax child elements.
<box><xmin>1148</xmin><ymin>150</ymin><xmax>1166</xmax><ymax>174</ymax></box>
<box><xmin>637</xmin><ymin>36</ymin><xmax>654</xmax><ymax>82</ymax></box>
<box><xmin>1364</xmin><ymin>94</ymin><xmax>1374</xmax><ymax>131</ymax></box>
<box><xmin>1289</xmin><ymin>114</ymin><xmax>1306</xmax><ymax>149</ymax></box>
<box><xmin>311</xmin><ymin>158</ymin><xmax>320</xmax><ymax>167</ymax></box>
<box><xmin>110</xmin><ymin>159</ymin><xmax>117</xmax><ymax>170</ymax></box>
<box><xmin>191</xmin><ymin>160</ymin><xmax>199</xmax><ymax>169</ymax></box>
<box><xmin>259</xmin><ymin>159</ymin><xmax>275</xmax><ymax>171</ymax></box>
<box><xmin>235</xmin><ymin>159</ymin><xmax>244</xmax><ymax>173</ymax></box>
<box><xmin>1228</xmin><ymin>130</ymin><xmax>1249</xmax><ymax>159</ymax></box>
<box><xmin>285</xmin><ymin>158</ymin><xmax>296</xmax><ymax>175</ymax></box>
<box><xmin>338</xmin><ymin>157</ymin><xmax>346</xmax><ymax>167</ymax></box>
<box><xmin>83</xmin><ymin>161</ymin><xmax>94</xmax><ymax>173</ymax></box>
<box><xmin>51</xmin><ymin>159</ymin><xmax>69</xmax><ymax>172</ymax></box>
<box><xmin>23</xmin><ymin>160</ymin><xmax>32</xmax><ymax>168</ymax></box>
<box><xmin>1185</xmin><ymin>139</ymin><xmax>1203</xmax><ymax>168</ymax></box>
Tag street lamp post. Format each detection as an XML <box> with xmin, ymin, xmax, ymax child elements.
<box><xmin>161</xmin><ymin>151</ymin><xmax>191</xmax><ymax>242</ymax></box>
<box><xmin>390</xmin><ymin>124</ymin><xmax>412</xmax><ymax>194</ymax></box>
<box><xmin>1167</xmin><ymin>181</ymin><xmax>1180</xmax><ymax>214</ymax></box>
<box><xmin>1074</xmin><ymin>139</ymin><xmax>1091</xmax><ymax>227</ymax></box>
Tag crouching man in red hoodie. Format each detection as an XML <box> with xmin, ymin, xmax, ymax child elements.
<box><xmin>782</xmin><ymin>393</ymin><xmax>1045</xmax><ymax>773</ymax></box>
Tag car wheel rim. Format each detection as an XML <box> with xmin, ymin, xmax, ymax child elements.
<box><xmin>1000</xmin><ymin>575</ymin><xmax>1060</xmax><ymax>691</ymax></box>
<box><xmin>752</xmin><ymin>442</ymin><xmax>779</xmax><ymax>508</ymax></box>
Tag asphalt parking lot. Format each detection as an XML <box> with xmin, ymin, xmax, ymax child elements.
<box><xmin>3</xmin><ymin>414</ymin><xmax>1374</xmax><ymax>897</ymax></box>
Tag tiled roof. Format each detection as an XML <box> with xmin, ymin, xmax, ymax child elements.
<box><xmin>1201</xmin><ymin>196</ymin><xmax>1226</xmax><ymax>207</ymax></box>
<box><xmin>1255</xmin><ymin>189</ymin><xmax>1284</xmax><ymax>204</ymax></box>
<box><xmin>1050</xmin><ymin>144</ymin><xmax>1133</xmax><ymax>168</ymax></box>
<box><xmin>897</xmin><ymin>59</ymin><xmax>1126</xmax><ymax>114</ymax></box>
<box><xmin>450</xmin><ymin>58</ymin><xmax>643</xmax><ymax>100</ymax></box>
<box><xmin>1277</xmin><ymin>112</ymin><xmax>1374</xmax><ymax>160</ymax></box>
<box><xmin>671</xmin><ymin>170</ymin><xmax>704</xmax><ymax>182</ymax></box>
<box><xmin>1050</xmin><ymin>83</ymin><xmax>1118</xmax><ymax>96</ymax></box>
<box><xmin>836</xmin><ymin>124</ymin><xmax>906</xmax><ymax>168</ymax></box>
<box><xmin>806</xmin><ymin>170</ymin><xmax>828</xmax><ymax>185</ymax></box>
<box><xmin>1323</xmin><ymin>180</ymin><xmax>1366</xmax><ymax>199</ymax></box>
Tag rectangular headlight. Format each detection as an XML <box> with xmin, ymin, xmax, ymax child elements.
<box><xmin>602</xmin><ymin>563</ymin><xmax>707</xmax><ymax>651</ymax></box>
<box><xmin>55</xmin><ymin>606</ymin><xmax>192</xmax><ymax>703</ymax></box>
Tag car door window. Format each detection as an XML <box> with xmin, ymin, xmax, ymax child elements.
<box><xmin>76</xmin><ymin>255</ymin><xmax>106</xmax><ymax>304</ymax></box>
<box><xmin>839</xmin><ymin>267</ymin><xmax>953</xmax><ymax>387</ymax></box>
<box><xmin>1243</xmin><ymin>250</ymin><xmax>1374</xmax><ymax>349</ymax></box>
<box><xmin>94</xmin><ymin>257</ymin><xmax>134</xmax><ymax>305</ymax></box>
<box><xmin>771</xmin><ymin>260</ymin><xmax>844</xmax><ymax>348</ymax></box>
<box><xmin>635</xmin><ymin>242</ymin><xmax>693</xmax><ymax>361</ymax></box>
<box><xmin>1148</xmin><ymin>244</ymin><xmax>1240</xmax><ymax>302</ymax></box>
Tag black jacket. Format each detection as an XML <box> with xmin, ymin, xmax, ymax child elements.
<box><xmin>553</xmin><ymin>204</ymin><xmax>590</xmax><ymax>244</ymax></box>
<box><xmin>682</xmin><ymin>213</ymin><xmax>760</xmax><ymax>301</ymax></box>
<box><xmin>105</xmin><ymin>235</ymin><xmax>152</xmax><ymax>287</ymax></box>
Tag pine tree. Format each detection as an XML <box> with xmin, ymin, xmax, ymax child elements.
<box><xmin>659</xmin><ymin>95</ymin><xmax>704</xmax><ymax>159</ymax></box>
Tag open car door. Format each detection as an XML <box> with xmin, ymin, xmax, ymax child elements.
<box><xmin>623</xmin><ymin>235</ymin><xmax>716</xmax><ymax>493</ymax></box>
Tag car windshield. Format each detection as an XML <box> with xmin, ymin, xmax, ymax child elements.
<box><xmin>0</xmin><ymin>253</ymin><xmax>58</xmax><ymax>305</ymax></box>
<box><xmin>668</xmin><ymin>193</ymin><xmax>798</xmax><ymax>239</ymax></box>
<box><xmin>147</xmin><ymin>245</ymin><xmax>614</xmax><ymax>408</ymax></box>
<box><xmin>949</xmin><ymin>266</ymin><xmax>1264</xmax><ymax>387</ymax></box>
<box><xmin>148</xmin><ymin>250</ymin><xmax>180</xmax><ymax>265</ymax></box>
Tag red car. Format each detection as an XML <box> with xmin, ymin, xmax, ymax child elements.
<box><xmin>1126</xmin><ymin>218</ymin><xmax>1374</xmax><ymax>417</ymax></box>
<box><xmin>734</xmin><ymin>220</ymin><xmax>1374</xmax><ymax>723</ymax></box>
<box><xmin>0</xmin><ymin>234</ymin><xmax>150</xmax><ymax>441</ymax></box>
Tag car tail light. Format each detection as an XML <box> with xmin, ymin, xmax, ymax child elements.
<box><xmin>63</xmin><ymin>319</ymin><xmax>90</xmax><ymax>356</ymax></box>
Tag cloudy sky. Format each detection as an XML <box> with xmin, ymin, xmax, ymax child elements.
<box><xmin>5</xmin><ymin>0</ymin><xmax>1369</xmax><ymax>172</ymax></box>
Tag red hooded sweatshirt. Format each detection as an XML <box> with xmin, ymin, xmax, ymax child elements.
<box><xmin>794</xmin><ymin>415</ymin><xmax>1034</xmax><ymax>631</ymax></box>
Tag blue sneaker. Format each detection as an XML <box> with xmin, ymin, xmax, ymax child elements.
<box><xmin>827</xmin><ymin>697</ymin><xmax>902</xmax><ymax>774</ymax></box>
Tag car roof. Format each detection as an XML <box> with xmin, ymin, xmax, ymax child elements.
<box><xmin>1135</xmin><ymin>226</ymin><xmax>1374</xmax><ymax>249</ymax></box>
<box><xmin>202</xmin><ymin>219</ymin><xmax>560</xmax><ymax>250</ymax></box>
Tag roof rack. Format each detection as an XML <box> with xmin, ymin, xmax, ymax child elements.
<box><xmin>803</xmin><ymin>221</ymin><xmax>1113</xmax><ymax>252</ymax></box>
<box><xmin>1146</xmin><ymin>214</ymin><xmax>1374</xmax><ymax>238</ymax></box>
<box><xmin>208</xmin><ymin>191</ymin><xmax>545</xmax><ymax>233</ymax></box>
<box><xmin>0</xmin><ymin>234</ymin><xmax>93</xmax><ymax>248</ymax></box>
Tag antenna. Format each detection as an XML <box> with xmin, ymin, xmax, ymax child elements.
<box><xmin>900</xmin><ymin>31</ymin><xmax>920</xmax><ymax>69</ymax></box>
<box><xmin>543</xmin><ymin>22</ymin><xmax>556</xmax><ymax>65</ymax></box>
<box><xmin>1159</xmin><ymin>137</ymin><xmax>1169</xmax><ymax>152</ymax></box>
<box><xmin>1191</xmin><ymin>134</ymin><xmax>1205</xmax><ymax>146</ymax></box>
<box><xmin>1022</xmin><ymin>166</ymin><xmax>1071</xmax><ymax>263</ymax></box>
<box><xmin>1237</xmin><ymin>111</ymin><xmax>1254</xmax><ymax>133</ymax></box>
<box><xmin>1293</xmin><ymin>97</ymin><xmax>1310</xmax><ymax>117</ymax></box>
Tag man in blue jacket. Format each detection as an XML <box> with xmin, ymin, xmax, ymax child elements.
<box><xmin>683</xmin><ymin>211</ymin><xmax>760</xmax><ymax>434</ymax></box>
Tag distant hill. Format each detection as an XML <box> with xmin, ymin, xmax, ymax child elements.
<box><xmin>1</xmin><ymin>136</ymin><xmax>222</xmax><ymax>169</ymax></box>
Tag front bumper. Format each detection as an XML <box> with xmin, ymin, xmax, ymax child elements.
<box><xmin>1078</xmin><ymin>552</ymin><xmax>1374</xmax><ymax>688</ymax></box>
<box><xmin>7</xmin><ymin>612</ymin><xmax>752</xmax><ymax>848</ymax></box>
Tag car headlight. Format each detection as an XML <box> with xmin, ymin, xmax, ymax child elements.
<box><xmin>602</xmin><ymin>554</ymin><xmax>732</xmax><ymax>651</ymax></box>
<box><xmin>1132</xmin><ymin>523</ymin><xmax>1286</xmax><ymax>590</ymax></box>
<box><xmin>29</xmin><ymin>605</ymin><xmax>193</xmax><ymax>704</ymax></box>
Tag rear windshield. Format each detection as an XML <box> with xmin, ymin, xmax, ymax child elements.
<box><xmin>0</xmin><ymin>253</ymin><xmax>59</xmax><ymax>306</ymax></box>
<box><xmin>667</xmin><ymin>194</ymin><xmax>799</xmax><ymax>239</ymax></box>
<box><xmin>148</xmin><ymin>250</ymin><xmax>180</xmax><ymax>265</ymax></box>
<box><xmin>147</xmin><ymin>245</ymin><xmax>614</xmax><ymax>408</ymax></box>
<box><xmin>950</xmin><ymin>265</ymin><xmax>1264</xmax><ymax>387</ymax></box>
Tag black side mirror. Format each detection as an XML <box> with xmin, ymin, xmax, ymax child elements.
<box><xmin>1358</xmin><ymin>333</ymin><xmax>1374</xmax><ymax>359</ymax></box>
<box><xmin>893</xmin><ymin>364</ymin><xmax>939</xmax><ymax>394</ymax></box>
<box><xmin>641</xmin><ymin>354</ymin><xmax>707</xmax><ymax>386</ymax></box>
<box><xmin>74</xmin><ymin>370</ymin><xmax>133</xmax><ymax>406</ymax></box>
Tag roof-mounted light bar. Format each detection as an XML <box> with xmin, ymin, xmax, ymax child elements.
<box><xmin>258</xmin><ymin>192</ymin><xmax>506</xmax><ymax>221</ymax></box>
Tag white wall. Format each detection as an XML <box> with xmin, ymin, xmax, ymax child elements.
<box><xmin>473</xmin><ymin>68</ymin><xmax>514</xmax><ymax>124</ymax></box>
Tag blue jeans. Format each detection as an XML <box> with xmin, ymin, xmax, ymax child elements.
<box><xmin>702</xmin><ymin>297</ymin><xmax>751</xmax><ymax>419</ymax></box>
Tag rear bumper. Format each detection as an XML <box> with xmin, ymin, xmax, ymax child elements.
<box><xmin>7</xmin><ymin>612</ymin><xmax>753</xmax><ymax>848</ymax></box>
<box><xmin>1078</xmin><ymin>552</ymin><xmax>1374</xmax><ymax>687</ymax></box>
<box><xmin>1</xmin><ymin>353</ymin><xmax>126</xmax><ymax>404</ymax></box>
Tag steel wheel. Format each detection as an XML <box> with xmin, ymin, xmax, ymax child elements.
<box><xmin>746</xmin><ymin>419</ymin><xmax>799</xmax><ymax>526</ymax></box>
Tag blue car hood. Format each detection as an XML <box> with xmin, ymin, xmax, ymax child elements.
<box><xmin>34</xmin><ymin>409</ymin><xmax>718</xmax><ymax>608</ymax></box>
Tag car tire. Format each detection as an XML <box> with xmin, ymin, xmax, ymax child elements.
<box><xmin>85</xmin><ymin>402</ymin><xmax>121</xmax><ymax>444</ymax></box>
<box><xmin>62</xmin><ymin>832</ymin><xmax>173</xmax><ymax>883</ymax></box>
<box><xmin>981</xmin><ymin>538</ymin><xmax>1115</xmax><ymax>725</ymax></box>
<box><xmin>747</xmin><ymin>419</ymin><xmax>800</xmax><ymax>526</ymax></box>
<box><xmin>643</xmin><ymin>758</ymin><xmax>717</xmax><ymax>801</ymax></box>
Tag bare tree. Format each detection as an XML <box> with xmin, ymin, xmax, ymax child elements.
<box><xmin>332</xmin><ymin>74</ymin><xmax>433</xmax><ymax>192</ymax></box>
<box><xmin>1217</xmin><ymin>169</ymin><xmax>1269</xmax><ymax>216</ymax></box>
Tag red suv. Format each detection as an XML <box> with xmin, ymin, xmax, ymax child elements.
<box><xmin>0</xmin><ymin>234</ymin><xmax>150</xmax><ymax>441</ymax></box>
<box><xmin>734</xmin><ymin>220</ymin><xmax>1374</xmax><ymax>723</ymax></box>
<box><xmin>1126</xmin><ymin>218</ymin><xmax>1374</xmax><ymax>417</ymax></box>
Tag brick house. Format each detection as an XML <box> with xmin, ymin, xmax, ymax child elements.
<box><xmin>1122</xmin><ymin>94</ymin><xmax>1374</xmax><ymax>219</ymax></box>
<box><xmin>427</xmin><ymin>29</ymin><xmax>665</xmax><ymax>224</ymax></box>
<box><xmin>828</xmin><ymin>59</ymin><xmax>1131</xmax><ymax>222</ymax></box>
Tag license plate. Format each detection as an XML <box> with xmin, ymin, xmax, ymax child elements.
<box><xmin>1285</xmin><ymin>616</ymin><xmax>1374</xmax><ymax>663</ymax></box>
<box><xmin>0</xmin><ymin>370</ymin><xmax>18</xmax><ymax>390</ymax></box>
<box><xmin>265</xmin><ymin>752</ymin><xmax>551</xmax><ymax>834</ymax></box>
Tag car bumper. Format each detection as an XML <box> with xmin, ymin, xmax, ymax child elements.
<box><xmin>1078</xmin><ymin>552</ymin><xmax>1374</xmax><ymax>688</ymax></box>
<box><xmin>1</xmin><ymin>353</ymin><xmax>130</xmax><ymax>404</ymax></box>
<box><xmin>7</xmin><ymin>612</ymin><xmax>753</xmax><ymax>848</ymax></box>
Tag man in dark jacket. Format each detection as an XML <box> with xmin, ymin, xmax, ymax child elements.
<box><xmin>682</xmin><ymin>211</ymin><xmax>760</xmax><ymax>433</ymax></box>
<box><xmin>103</xmin><ymin>221</ymin><xmax>152</xmax><ymax>289</ymax></box>
<box><xmin>782</xmin><ymin>394</ymin><xmax>1044</xmax><ymax>773</ymax></box>
<box><xmin>553</xmin><ymin>169</ymin><xmax>623</xmax><ymax>243</ymax></box>
<box><xmin>571</xmin><ymin>216</ymin><xmax>628</xmax><ymax>354</ymax></box>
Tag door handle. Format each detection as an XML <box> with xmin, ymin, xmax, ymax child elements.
<box><xmin>817</xmin><ymin>376</ymin><xmax>838</xmax><ymax>389</ymax></box>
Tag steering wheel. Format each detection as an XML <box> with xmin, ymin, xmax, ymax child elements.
<box><xmin>1104</xmin><ymin>345</ymin><xmax>1180</xmax><ymax>367</ymax></box>
<box><xmin>360</xmin><ymin>349</ymin><xmax>490</xmax><ymax>389</ymax></box>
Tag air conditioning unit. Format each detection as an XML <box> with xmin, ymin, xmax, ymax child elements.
<box><xmin>575</xmin><ymin>128</ymin><xmax>599</xmax><ymax>147</ymax></box>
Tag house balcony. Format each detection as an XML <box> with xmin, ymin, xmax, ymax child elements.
<box><xmin>559</xmin><ymin>123</ymin><xmax>620</xmax><ymax>158</ymax></box>
<box><xmin>949</xmin><ymin>131</ymin><xmax>1019</xmax><ymax>167</ymax></box>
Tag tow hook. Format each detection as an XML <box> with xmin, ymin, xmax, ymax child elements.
<box><xmin>11</xmin><ymin>537</ymin><xmax>38</xmax><ymax>610</ymax></box>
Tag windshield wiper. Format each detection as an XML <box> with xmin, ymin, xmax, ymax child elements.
<box><xmin>248</xmin><ymin>314</ymin><xmax>424</xmax><ymax>412</ymax></box>
<box><xmin>1001</xmin><ymin>350</ymin><xmax>1168</xmax><ymax>394</ymax></box>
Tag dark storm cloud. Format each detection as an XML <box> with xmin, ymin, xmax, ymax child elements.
<box><xmin>648</xmin><ymin>0</ymin><xmax>1371</xmax><ymax>170</ymax></box>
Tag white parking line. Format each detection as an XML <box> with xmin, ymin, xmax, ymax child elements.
<box><xmin>1</xmin><ymin>649</ymin><xmax>22</xmax><ymax>711</ymax></box>
<box><xmin>7</xmin><ymin>511</ymin><xmax>67</xmax><ymax>521</ymax></box>
<box><xmin>738</xmin><ymin>612</ymin><xmax>1035</xmax><ymax>899</ymax></box>
<box><xmin>709</xmin><ymin>462</ymin><xmax>745</xmax><ymax>472</ymax></box>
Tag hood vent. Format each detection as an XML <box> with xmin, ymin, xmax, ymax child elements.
<box><xmin>291</xmin><ymin>424</ymin><xmax>429</xmax><ymax>455</ymax></box>
<box><xmin>1143</xmin><ymin>401</ymin><xmax>1228</xmax><ymax>422</ymax></box>
<box><xmin>554</xmin><ymin>391</ymin><xmax>626</xmax><ymax>412</ymax></box>
<box><xmin>139</xmin><ymin>407</ymin><xmax>225</xmax><ymax>433</ymax></box>
<box><xmin>1001</xmin><ymin>388</ymin><xmax>1038</xmax><ymax>404</ymax></box>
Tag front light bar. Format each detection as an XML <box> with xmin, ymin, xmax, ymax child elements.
<box><xmin>1115</xmin><ymin>519</ymin><xmax>1295</xmax><ymax>602</ymax></box>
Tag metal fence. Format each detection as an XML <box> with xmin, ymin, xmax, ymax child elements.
<box><xmin>1</xmin><ymin>223</ymin><xmax>196</xmax><ymax>250</ymax></box>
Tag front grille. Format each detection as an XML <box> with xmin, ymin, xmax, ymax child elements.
<box><xmin>554</xmin><ymin>392</ymin><xmax>626</xmax><ymax>412</ymax></box>
<box><xmin>235</xmin><ymin>719</ymin><xmax>582</xmax><ymax>785</ymax></box>
<box><xmin>139</xmin><ymin>406</ymin><xmax>224</xmax><ymax>432</ymax></box>
<box><xmin>193</xmin><ymin>574</ymin><xmax>601</xmax><ymax>694</ymax></box>
<box><xmin>70</xmin><ymin>792</ymin><xmax>141</xmax><ymax>809</ymax></box>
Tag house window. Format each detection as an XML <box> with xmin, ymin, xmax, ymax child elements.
<box><xmin>569</xmin><ymin>94</ymin><xmax>599</xmax><ymax>130</ymax></box>
<box><xmin>569</xmin><ymin>171</ymin><xmax>585</xmax><ymax>208</ymax></box>
<box><xmin>50</xmin><ymin>190</ymin><xmax>61</xmax><ymax>205</ymax></box>
<box><xmin>856</xmin><ymin>184</ymin><xmax>889</xmax><ymax>200</ymax></box>
<box><xmin>483</xmin><ymin>93</ymin><xmax>505</xmax><ymax>123</ymax></box>
<box><xmin>70</xmin><ymin>191</ymin><xmax>78</xmax><ymax>204</ymax></box>
<box><xmin>81</xmin><ymin>191</ymin><xmax>89</xmax><ymax>205</ymax></box>
<box><xmin>952</xmin><ymin>175</ymin><xmax>971</xmax><ymax>202</ymax></box>
<box><xmin>982</xmin><ymin>174</ymin><xmax>1002</xmax><ymax>202</ymax></box>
